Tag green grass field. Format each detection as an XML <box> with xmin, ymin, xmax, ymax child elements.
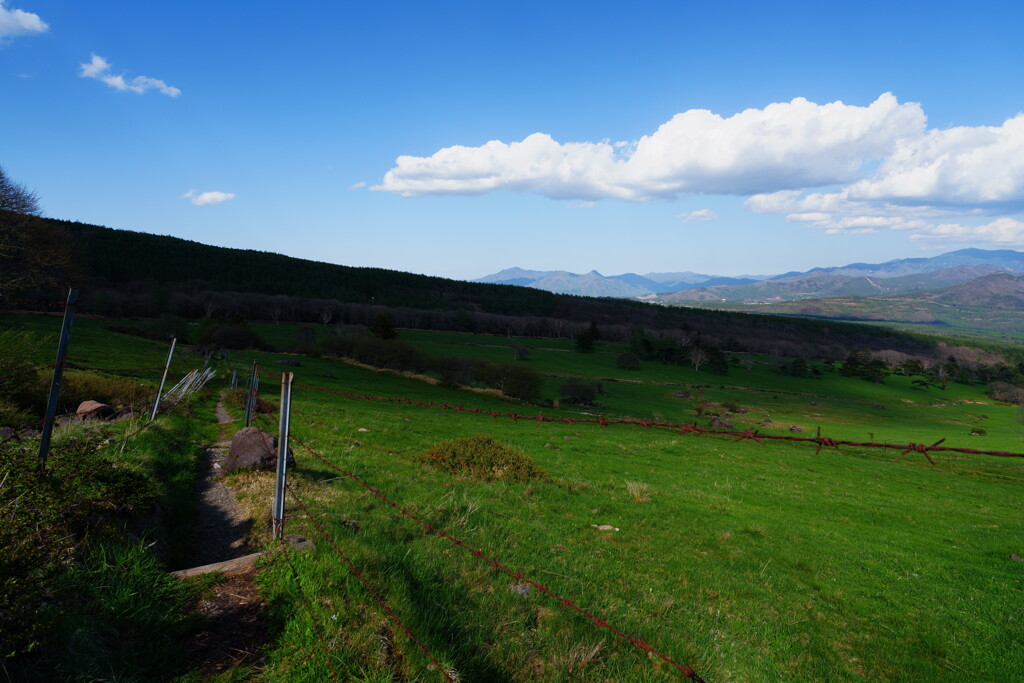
<box><xmin>4</xmin><ymin>313</ymin><xmax>1023</xmax><ymax>681</ymax></box>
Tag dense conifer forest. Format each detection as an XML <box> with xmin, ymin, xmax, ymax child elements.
<box><xmin>18</xmin><ymin>218</ymin><xmax>1002</xmax><ymax>365</ymax></box>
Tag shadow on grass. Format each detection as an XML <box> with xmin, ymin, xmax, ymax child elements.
<box><xmin>375</xmin><ymin>552</ymin><xmax>514</xmax><ymax>682</ymax></box>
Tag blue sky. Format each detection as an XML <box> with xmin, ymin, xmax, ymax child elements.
<box><xmin>2</xmin><ymin>1</ymin><xmax>1022</xmax><ymax>281</ymax></box>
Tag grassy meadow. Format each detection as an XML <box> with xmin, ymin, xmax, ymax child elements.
<box><xmin>3</xmin><ymin>313</ymin><xmax>1023</xmax><ymax>681</ymax></box>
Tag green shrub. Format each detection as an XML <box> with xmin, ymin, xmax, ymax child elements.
<box><xmin>0</xmin><ymin>436</ymin><xmax>158</xmax><ymax>660</ymax></box>
<box><xmin>61</xmin><ymin>374</ymin><xmax>152</xmax><ymax>414</ymax></box>
<box><xmin>420</xmin><ymin>436</ymin><xmax>547</xmax><ymax>482</ymax></box>
<box><xmin>559</xmin><ymin>379</ymin><xmax>603</xmax><ymax>406</ymax></box>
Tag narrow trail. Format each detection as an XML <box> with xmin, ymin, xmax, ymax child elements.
<box><xmin>183</xmin><ymin>395</ymin><xmax>268</xmax><ymax>677</ymax></box>
<box><xmin>185</xmin><ymin>400</ymin><xmax>253</xmax><ymax>567</ymax></box>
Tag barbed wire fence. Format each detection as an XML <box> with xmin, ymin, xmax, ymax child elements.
<box><xmin>253</xmin><ymin>363</ymin><xmax>1024</xmax><ymax>681</ymax></box>
<box><xmin>7</xmin><ymin>297</ymin><xmax>1024</xmax><ymax>679</ymax></box>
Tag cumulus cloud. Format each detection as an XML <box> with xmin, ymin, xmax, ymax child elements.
<box><xmin>844</xmin><ymin>115</ymin><xmax>1024</xmax><ymax>206</ymax></box>
<box><xmin>378</xmin><ymin>92</ymin><xmax>1024</xmax><ymax>247</ymax></box>
<box><xmin>375</xmin><ymin>93</ymin><xmax>925</xmax><ymax>201</ymax></box>
<box><xmin>907</xmin><ymin>218</ymin><xmax>1024</xmax><ymax>246</ymax></box>
<box><xmin>0</xmin><ymin>0</ymin><xmax>47</xmax><ymax>40</ymax></box>
<box><xmin>180</xmin><ymin>189</ymin><xmax>235</xmax><ymax>206</ymax></box>
<box><xmin>679</xmin><ymin>208</ymin><xmax>718</xmax><ymax>222</ymax></box>
<box><xmin>80</xmin><ymin>54</ymin><xmax>181</xmax><ymax>97</ymax></box>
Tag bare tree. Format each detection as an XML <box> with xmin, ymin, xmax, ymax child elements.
<box><xmin>0</xmin><ymin>166</ymin><xmax>73</xmax><ymax>295</ymax></box>
<box><xmin>690</xmin><ymin>347</ymin><xmax>709</xmax><ymax>373</ymax></box>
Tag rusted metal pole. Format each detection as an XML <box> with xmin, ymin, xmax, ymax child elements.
<box><xmin>272</xmin><ymin>372</ymin><xmax>293</xmax><ymax>540</ymax></box>
<box><xmin>38</xmin><ymin>288</ymin><xmax>77</xmax><ymax>472</ymax></box>
<box><xmin>150</xmin><ymin>337</ymin><xmax>177</xmax><ymax>421</ymax></box>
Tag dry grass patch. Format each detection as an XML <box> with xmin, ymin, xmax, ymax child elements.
<box><xmin>625</xmin><ymin>480</ymin><xmax>651</xmax><ymax>502</ymax></box>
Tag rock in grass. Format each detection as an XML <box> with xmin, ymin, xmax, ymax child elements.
<box><xmin>224</xmin><ymin>427</ymin><xmax>295</xmax><ymax>472</ymax></box>
<box><xmin>77</xmin><ymin>400</ymin><xmax>113</xmax><ymax>421</ymax></box>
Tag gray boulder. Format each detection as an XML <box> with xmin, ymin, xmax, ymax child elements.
<box><xmin>224</xmin><ymin>427</ymin><xmax>296</xmax><ymax>473</ymax></box>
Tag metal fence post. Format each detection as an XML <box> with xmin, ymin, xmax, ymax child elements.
<box><xmin>38</xmin><ymin>288</ymin><xmax>78</xmax><ymax>473</ymax></box>
<box><xmin>150</xmin><ymin>337</ymin><xmax>177</xmax><ymax>421</ymax></box>
<box><xmin>244</xmin><ymin>361</ymin><xmax>259</xmax><ymax>427</ymax></box>
<box><xmin>272</xmin><ymin>372</ymin><xmax>293</xmax><ymax>540</ymax></box>
<box><xmin>229</xmin><ymin>369</ymin><xmax>237</xmax><ymax>390</ymax></box>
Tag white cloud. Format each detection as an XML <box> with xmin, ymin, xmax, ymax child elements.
<box><xmin>80</xmin><ymin>54</ymin><xmax>181</xmax><ymax>97</ymax></box>
<box><xmin>908</xmin><ymin>218</ymin><xmax>1024</xmax><ymax>246</ymax></box>
<box><xmin>679</xmin><ymin>208</ymin><xmax>718</xmax><ymax>222</ymax></box>
<box><xmin>348</xmin><ymin>181</ymin><xmax>366</xmax><ymax>190</ymax></box>
<box><xmin>375</xmin><ymin>93</ymin><xmax>925</xmax><ymax>201</ymax></box>
<box><xmin>180</xmin><ymin>189</ymin><xmax>234</xmax><ymax>206</ymax></box>
<box><xmin>0</xmin><ymin>0</ymin><xmax>47</xmax><ymax>40</ymax></box>
<box><xmin>844</xmin><ymin>115</ymin><xmax>1024</xmax><ymax>205</ymax></box>
<box><xmin>379</xmin><ymin>92</ymin><xmax>1024</xmax><ymax>248</ymax></box>
<box><xmin>568</xmin><ymin>200</ymin><xmax>596</xmax><ymax>209</ymax></box>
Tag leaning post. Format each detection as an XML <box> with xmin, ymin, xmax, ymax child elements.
<box><xmin>272</xmin><ymin>371</ymin><xmax>294</xmax><ymax>540</ymax></box>
<box><xmin>244</xmin><ymin>360</ymin><xmax>259</xmax><ymax>427</ymax></box>
<box><xmin>150</xmin><ymin>337</ymin><xmax>177</xmax><ymax>421</ymax></box>
<box><xmin>37</xmin><ymin>288</ymin><xmax>78</xmax><ymax>473</ymax></box>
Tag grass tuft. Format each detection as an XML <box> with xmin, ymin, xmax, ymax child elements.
<box><xmin>625</xmin><ymin>480</ymin><xmax>651</xmax><ymax>502</ymax></box>
<box><xmin>420</xmin><ymin>435</ymin><xmax>548</xmax><ymax>482</ymax></box>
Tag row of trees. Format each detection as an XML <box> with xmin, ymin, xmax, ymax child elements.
<box><xmin>839</xmin><ymin>348</ymin><xmax>1024</xmax><ymax>390</ymax></box>
<box><xmin>319</xmin><ymin>332</ymin><xmax>545</xmax><ymax>402</ymax></box>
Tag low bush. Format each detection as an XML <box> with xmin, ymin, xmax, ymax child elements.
<box><xmin>1</xmin><ymin>412</ymin><xmax>206</xmax><ymax>676</ymax></box>
<box><xmin>420</xmin><ymin>435</ymin><xmax>547</xmax><ymax>482</ymax></box>
<box><xmin>61</xmin><ymin>374</ymin><xmax>153</xmax><ymax>414</ymax></box>
<box><xmin>0</xmin><ymin>437</ymin><xmax>158</xmax><ymax>659</ymax></box>
<box><xmin>987</xmin><ymin>381</ymin><xmax>1024</xmax><ymax>404</ymax></box>
<box><xmin>559</xmin><ymin>379</ymin><xmax>603</xmax><ymax>406</ymax></box>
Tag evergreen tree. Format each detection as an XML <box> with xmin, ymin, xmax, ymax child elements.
<box><xmin>370</xmin><ymin>312</ymin><xmax>397</xmax><ymax>339</ymax></box>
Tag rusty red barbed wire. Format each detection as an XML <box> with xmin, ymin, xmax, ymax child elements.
<box><xmin>292</xmin><ymin>382</ymin><xmax>1024</xmax><ymax>464</ymax></box>
<box><xmin>277</xmin><ymin>544</ymin><xmax>341</xmax><ymax>680</ymax></box>
<box><xmin>286</xmin><ymin>484</ymin><xmax>455</xmax><ymax>682</ymax></box>
<box><xmin>289</xmin><ymin>434</ymin><xmax>706</xmax><ymax>682</ymax></box>
<box><xmin>175</xmin><ymin>356</ymin><xmax>197</xmax><ymax>372</ymax></box>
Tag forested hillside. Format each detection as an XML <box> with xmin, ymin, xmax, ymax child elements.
<box><xmin>18</xmin><ymin>219</ymin><xmax>982</xmax><ymax>362</ymax></box>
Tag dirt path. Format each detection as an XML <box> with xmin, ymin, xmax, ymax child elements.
<box><xmin>183</xmin><ymin>396</ymin><xmax>268</xmax><ymax>677</ymax></box>
<box><xmin>185</xmin><ymin>402</ymin><xmax>253</xmax><ymax>567</ymax></box>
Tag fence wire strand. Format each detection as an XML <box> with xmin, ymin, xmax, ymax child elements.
<box><xmin>278</xmin><ymin>545</ymin><xmax>341</xmax><ymax>680</ymax></box>
<box><xmin>293</xmin><ymin>381</ymin><xmax>1024</xmax><ymax>463</ymax></box>
<box><xmin>289</xmin><ymin>433</ymin><xmax>706</xmax><ymax>681</ymax></box>
<box><xmin>286</xmin><ymin>484</ymin><xmax>455</xmax><ymax>682</ymax></box>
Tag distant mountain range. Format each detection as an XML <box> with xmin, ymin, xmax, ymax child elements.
<box><xmin>726</xmin><ymin>272</ymin><xmax>1024</xmax><ymax>337</ymax></box>
<box><xmin>474</xmin><ymin>267</ymin><xmax>764</xmax><ymax>298</ymax></box>
<box><xmin>475</xmin><ymin>249</ymin><xmax>1024</xmax><ymax>303</ymax></box>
